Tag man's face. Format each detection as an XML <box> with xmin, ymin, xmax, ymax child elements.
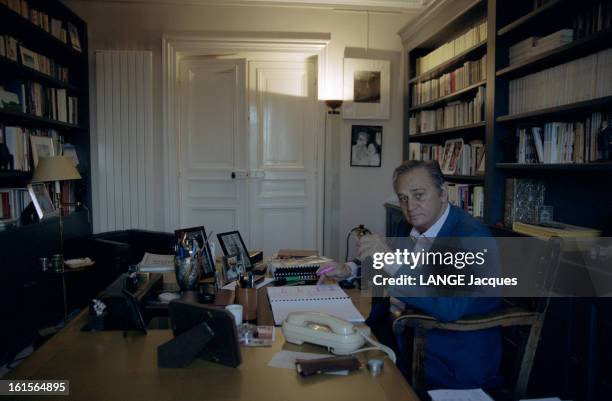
<box><xmin>395</xmin><ymin>167</ymin><xmax>448</xmax><ymax>233</ymax></box>
<box><xmin>357</xmin><ymin>133</ymin><xmax>368</xmax><ymax>145</ymax></box>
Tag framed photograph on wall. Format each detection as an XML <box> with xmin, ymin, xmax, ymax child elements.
<box><xmin>350</xmin><ymin>125</ymin><xmax>382</xmax><ymax>167</ymax></box>
<box><xmin>30</xmin><ymin>136</ymin><xmax>55</xmax><ymax>167</ymax></box>
<box><xmin>217</xmin><ymin>231</ymin><xmax>252</xmax><ymax>271</ymax></box>
<box><xmin>343</xmin><ymin>58</ymin><xmax>390</xmax><ymax>120</ymax></box>
<box><xmin>174</xmin><ymin>226</ymin><xmax>216</xmax><ymax>277</ymax></box>
<box><xmin>27</xmin><ymin>183</ymin><xmax>58</xmax><ymax>220</ymax></box>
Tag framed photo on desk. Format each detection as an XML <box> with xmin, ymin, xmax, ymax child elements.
<box><xmin>217</xmin><ymin>231</ymin><xmax>252</xmax><ymax>271</ymax></box>
<box><xmin>27</xmin><ymin>183</ymin><xmax>58</xmax><ymax>220</ymax></box>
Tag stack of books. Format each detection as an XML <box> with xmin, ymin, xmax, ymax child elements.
<box><xmin>416</xmin><ymin>20</ymin><xmax>487</xmax><ymax>75</ymax></box>
<box><xmin>410</xmin><ymin>86</ymin><xmax>485</xmax><ymax>134</ymax></box>
<box><xmin>573</xmin><ymin>0</ymin><xmax>612</xmax><ymax>39</ymax></box>
<box><xmin>513</xmin><ymin>221</ymin><xmax>601</xmax><ymax>238</ymax></box>
<box><xmin>509</xmin><ymin>48</ymin><xmax>612</xmax><ymax>114</ymax></box>
<box><xmin>514</xmin><ymin>112</ymin><xmax>609</xmax><ymax>164</ymax></box>
<box><xmin>509</xmin><ymin>29</ymin><xmax>574</xmax><ymax>65</ymax></box>
<box><xmin>412</xmin><ymin>55</ymin><xmax>486</xmax><ymax>105</ymax></box>
<box><xmin>447</xmin><ymin>184</ymin><xmax>484</xmax><ymax>218</ymax></box>
<box><xmin>409</xmin><ymin>139</ymin><xmax>485</xmax><ymax>176</ymax></box>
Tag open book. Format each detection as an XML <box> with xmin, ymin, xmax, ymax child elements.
<box><xmin>266</xmin><ymin>284</ymin><xmax>365</xmax><ymax>325</ymax></box>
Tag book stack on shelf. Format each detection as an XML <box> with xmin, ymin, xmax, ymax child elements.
<box><xmin>508</xmin><ymin>29</ymin><xmax>574</xmax><ymax>65</ymax></box>
<box><xmin>415</xmin><ymin>20</ymin><xmax>487</xmax><ymax>75</ymax></box>
<box><xmin>409</xmin><ymin>86</ymin><xmax>486</xmax><ymax>134</ymax></box>
<box><xmin>411</xmin><ymin>54</ymin><xmax>486</xmax><ymax>105</ymax></box>
<box><xmin>515</xmin><ymin>112</ymin><xmax>610</xmax><ymax>164</ymax></box>
<box><xmin>0</xmin><ymin>81</ymin><xmax>79</xmax><ymax>124</ymax></box>
<box><xmin>0</xmin><ymin>37</ymin><xmax>71</xmax><ymax>83</ymax></box>
<box><xmin>409</xmin><ymin>139</ymin><xmax>485</xmax><ymax>176</ymax></box>
<box><xmin>1</xmin><ymin>0</ymin><xmax>82</xmax><ymax>51</ymax></box>
<box><xmin>508</xmin><ymin>48</ymin><xmax>612</xmax><ymax>114</ymax></box>
<box><xmin>573</xmin><ymin>0</ymin><xmax>612</xmax><ymax>40</ymax></box>
<box><xmin>448</xmin><ymin>183</ymin><xmax>484</xmax><ymax>218</ymax></box>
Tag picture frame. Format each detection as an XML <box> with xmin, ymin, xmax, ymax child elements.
<box><xmin>27</xmin><ymin>183</ymin><xmax>58</xmax><ymax>220</ymax></box>
<box><xmin>221</xmin><ymin>254</ymin><xmax>246</xmax><ymax>285</ymax></box>
<box><xmin>350</xmin><ymin>125</ymin><xmax>382</xmax><ymax>167</ymax></box>
<box><xmin>19</xmin><ymin>46</ymin><xmax>38</xmax><ymax>70</ymax></box>
<box><xmin>174</xmin><ymin>226</ymin><xmax>216</xmax><ymax>277</ymax></box>
<box><xmin>67</xmin><ymin>22</ymin><xmax>81</xmax><ymax>52</ymax></box>
<box><xmin>343</xmin><ymin>58</ymin><xmax>390</xmax><ymax>120</ymax></box>
<box><xmin>217</xmin><ymin>231</ymin><xmax>252</xmax><ymax>271</ymax></box>
<box><xmin>30</xmin><ymin>136</ymin><xmax>55</xmax><ymax>167</ymax></box>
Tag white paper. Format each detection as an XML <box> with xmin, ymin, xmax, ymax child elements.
<box><xmin>222</xmin><ymin>277</ymin><xmax>274</xmax><ymax>290</ymax></box>
<box><xmin>428</xmin><ymin>389</ymin><xmax>494</xmax><ymax>401</ymax></box>
<box><xmin>138</xmin><ymin>252</ymin><xmax>174</xmax><ymax>272</ymax></box>
<box><xmin>267</xmin><ymin>350</ymin><xmax>348</xmax><ymax>375</ymax></box>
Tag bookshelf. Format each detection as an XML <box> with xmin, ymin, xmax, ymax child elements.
<box><xmin>401</xmin><ymin>0</ymin><xmax>488</xmax><ymax>217</ymax></box>
<box><xmin>401</xmin><ymin>1</ymin><xmax>612</xmax><ymax>398</ymax></box>
<box><xmin>0</xmin><ymin>0</ymin><xmax>91</xmax><ymax>255</ymax></box>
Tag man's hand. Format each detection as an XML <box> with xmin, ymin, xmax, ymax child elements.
<box><xmin>316</xmin><ymin>262</ymin><xmax>351</xmax><ymax>284</ymax></box>
<box><xmin>357</xmin><ymin>234</ymin><xmax>391</xmax><ymax>261</ymax></box>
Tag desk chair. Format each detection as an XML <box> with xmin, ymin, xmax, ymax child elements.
<box><xmin>392</xmin><ymin>237</ymin><xmax>563</xmax><ymax>400</ymax></box>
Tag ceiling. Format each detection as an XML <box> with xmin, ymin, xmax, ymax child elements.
<box><xmin>74</xmin><ymin>0</ymin><xmax>428</xmax><ymax>12</ymax></box>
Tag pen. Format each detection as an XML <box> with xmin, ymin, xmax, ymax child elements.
<box><xmin>317</xmin><ymin>265</ymin><xmax>335</xmax><ymax>276</ymax></box>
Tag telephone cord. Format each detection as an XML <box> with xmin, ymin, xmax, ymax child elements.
<box><xmin>354</xmin><ymin>328</ymin><xmax>397</xmax><ymax>364</ymax></box>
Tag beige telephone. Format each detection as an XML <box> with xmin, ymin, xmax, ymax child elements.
<box><xmin>282</xmin><ymin>312</ymin><xmax>396</xmax><ymax>363</ymax></box>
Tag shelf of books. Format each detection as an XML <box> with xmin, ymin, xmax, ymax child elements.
<box><xmin>405</xmin><ymin>1</ymin><xmax>488</xmax><ymax>219</ymax></box>
<box><xmin>0</xmin><ymin>0</ymin><xmax>90</xmax><ymax>234</ymax></box>
<box><xmin>493</xmin><ymin>0</ymin><xmax>612</xmax><ymax>236</ymax></box>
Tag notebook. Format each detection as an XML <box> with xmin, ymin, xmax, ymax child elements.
<box><xmin>268</xmin><ymin>256</ymin><xmax>333</xmax><ymax>281</ymax></box>
<box><xmin>266</xmin><ymin>284</ymin><xmax>365</xmax><ymax>325</ymax></box>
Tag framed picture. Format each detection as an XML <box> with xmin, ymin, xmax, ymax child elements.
<box><xmin>221</xmin><ymin>254</ymin><xmax>246</xmax><ymax>285</ymax></box>
<box><xmin>67</xmin><ymin>22</ymin><xmax>81</xmax><ymax>52</ymax></box>
<box><xmin>30</xmin><ymin>136</ymin><xmax>55</xmax><ymax>167</ymax></box>
<box><xmin>217</xmin><ymin>231</ymin><xmax>252</xmax><ymax>271</ymax></box>
<box><xmin>27</xmin><ymin>183</ymin><xmax>58</xmax><ymax>220</ymax></box>
<box><xmin>441</xmin><ymin>138</ymin><xmax>464</xmax><ymax>175</ymax></box>
<box><xmin>343</xmin><ymin>58</ymin><xmax>390</xmax><ymax>120</ymax></box>
<box><xmin>174</xmin><ymin>226</ymin><xmax>216</xmax><ymax>277</ymax></box>
<box><xmin>19</xmin><ymin>46</ymin><xmax>38</xmax><ymax>70</ymax></box>
<box><xmin>350</xmin><ymin>125</ymin><xmax>382</xmax><ymax>167</ymax></box>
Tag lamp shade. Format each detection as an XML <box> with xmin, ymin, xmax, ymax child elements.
<box><xmin>32</xmin><ymin>156</ymin><xmax>81</xmax><ymax>183</ymax></box>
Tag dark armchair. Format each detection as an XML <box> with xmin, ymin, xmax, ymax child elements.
<box><xmin>392</xmin><ymin>237</ymin><xmax>563</xmax><ymax>400</ymax></box>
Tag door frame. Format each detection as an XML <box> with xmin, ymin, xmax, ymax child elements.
<box><xmin>162</xmin><ymin>32</ymin><xmax>330</xmax><ymax>251</ymax></box>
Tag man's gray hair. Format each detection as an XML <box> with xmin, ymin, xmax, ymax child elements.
<box><xmin>392</xmin><ymin>160</ymin><xmax>445</xmax><ymax>191</ymax></box>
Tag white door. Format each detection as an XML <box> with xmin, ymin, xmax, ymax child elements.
<box><xmin>178</xmin><ymin>58</ymin><xmax>249</xmax><ymax>243</ymax></box>
<box><xmin>247</xmin><ymin>60</ymin><xmax>319</xmax><ymax>256</ymax></box>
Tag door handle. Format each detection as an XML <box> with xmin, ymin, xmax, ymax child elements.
<box><xmin>231</xmin><ymin>171</ymin><xmax>249</xmax><ymax>180</ymax></box>
<box><xmin>231</xmin><ymin>172</ymin><xmax>236</xmax><ymax>179</ymax></box>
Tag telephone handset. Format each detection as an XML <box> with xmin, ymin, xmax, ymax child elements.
<box><xmin>282</xmin><ymin>312</ymin><xmax>368</xmax><ymax>355</ymax></box>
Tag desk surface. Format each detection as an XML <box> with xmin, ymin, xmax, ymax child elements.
<box><xmin>8</xmin><ymin>287</ymin><xmax>419</xmax><ymax>401</ymax></box>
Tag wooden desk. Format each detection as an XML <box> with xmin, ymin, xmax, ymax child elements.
<box><xmin>8</xmin><ymin>286</ymin><xmax>419</xmax><ymax>401</ymax></box>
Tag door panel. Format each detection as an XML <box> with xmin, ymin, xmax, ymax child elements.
<box><xmin>179</xmin><ymin>58</ymin><xmax>248</xmax><ymax>245</ymax></box>
<box><xmin>248</xmin><ymin>60</ymin><xmax>318</xmax><ymax>256</ymax></box>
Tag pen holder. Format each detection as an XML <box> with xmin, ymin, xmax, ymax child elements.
<box><xmin>235</xmin><ymin>287</ymin><xmax>257</xmax><ymax>322</ymax></box>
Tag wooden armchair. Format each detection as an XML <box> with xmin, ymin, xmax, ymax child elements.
<box><xmin>392</xmin><ymin>237</ymin><xmax>563</xmax><ymax>400</ymax></box>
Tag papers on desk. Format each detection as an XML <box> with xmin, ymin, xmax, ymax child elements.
<box><xmin>268</xmin><ymin>350</ymin><xmax>348</xmax><ymax>375</ymax></box>
<box><xmin>266</xmin><ymin>285</ymin><xmax>365</xmax><ymax>325</ymax></box>
<box><xmin>428</xmin><ymin>389</ymin><xmax>494</xmax><ymax>401</ymax></box>
<box><xmin>138</xmin><ymin>252</ymin><xmax>174</xmax><ymax>272</ymax></box>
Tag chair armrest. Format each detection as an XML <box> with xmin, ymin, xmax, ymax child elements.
<box><xmin>392</xmin><ymin>307</ymin><xmax>538</xmax><ymax>334</ymax></box>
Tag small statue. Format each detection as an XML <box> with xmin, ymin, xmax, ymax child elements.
<box><xmin>598</xmin><ymin>115</ymin><xmax>612</xmax><ymax>161</ymax></box>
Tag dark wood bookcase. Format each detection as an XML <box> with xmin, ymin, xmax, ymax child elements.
<box><xmin>0</xmin><ymin>0</ymin><xmax>91</xmax><ymax>238</ymax></box>
<box><xmin>400</xmin><ymin>1</ymin><xmax>612</xmax><ymax>399</ymax></box>
<box><xmin>0</xmin><ymin>0</ymin><xmax>91</xmax><ymax>365</ymax></box>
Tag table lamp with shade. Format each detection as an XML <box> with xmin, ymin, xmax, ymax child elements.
<box><xmin>31</xmin><ymin>155</ymin><xmax>82</xmax><ymax>268</ymax></box>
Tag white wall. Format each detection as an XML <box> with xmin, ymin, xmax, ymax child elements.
<box><xmin>65</xmin><ymin>0</ymin><xmax>416</xmax><ymax>257</ymax></box>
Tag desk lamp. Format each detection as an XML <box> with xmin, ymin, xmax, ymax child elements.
<box><xmin>32</xmin><ymin>156</ymin><xmax>82</xmax><ymax>267</ymax></box>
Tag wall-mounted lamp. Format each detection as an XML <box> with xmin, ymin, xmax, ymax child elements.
<box><xmin>325</xmin><ymin>100</ymin><xmax>343</xmax><ymax>115</ymax></box>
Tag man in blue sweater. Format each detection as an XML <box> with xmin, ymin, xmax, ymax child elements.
<box><xmin>319</xmin><ymin>160</ymin><xmax>502</xmax><ymax>390</ymax></box>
